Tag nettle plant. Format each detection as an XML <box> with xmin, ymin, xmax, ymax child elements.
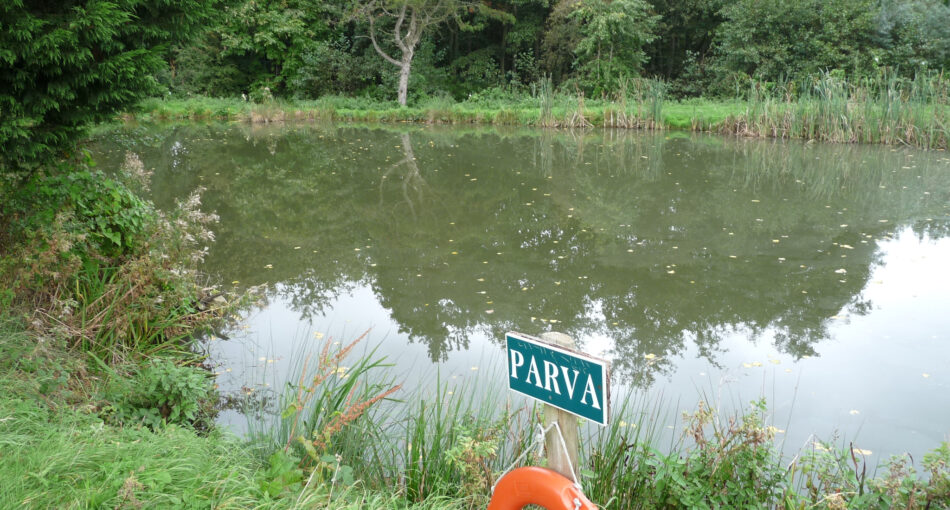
<box><xmin>103</xmin><ymin>358</ymin><xmax>215</xmax><ymax>430</ymax></box>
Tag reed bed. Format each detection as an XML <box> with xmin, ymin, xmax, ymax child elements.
<box><xmin>719</xmin><ymin>71</ymin><xmax>949</xmax><ymax>149</ymax></box>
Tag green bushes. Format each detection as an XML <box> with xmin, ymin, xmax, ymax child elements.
<box><xmin>0</xmin><ymin>154</ymin><xmax>226</xmax><ymax>361</ymax></box>
<box><xmin>0</xmin><ymin>0</ymin><xmax>215</xmax><ymax>180</ymax></box>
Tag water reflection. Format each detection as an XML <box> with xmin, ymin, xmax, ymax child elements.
<box><xmin>91</xmin><ymin>123</ymin><xmax>950</xmax><ymax>386</ymax></box>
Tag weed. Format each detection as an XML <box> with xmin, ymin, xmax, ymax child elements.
<box><xmin>101</xmin><ymin>358</ymin><xmax>216</xmax><ymax>429</ymax></box>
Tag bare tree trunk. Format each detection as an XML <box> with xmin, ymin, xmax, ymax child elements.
<box><xmin>398</xmin><ymin>58</ymin><xmax>412</xmax><ymax>107</ymax></box>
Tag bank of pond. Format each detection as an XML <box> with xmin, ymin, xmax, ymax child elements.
<box><xmin>2</xmin><ymin>321</ymin><xmax>948</xmax><ymax>509</ymax></box>
<box><xmin>132</xmin><ymin>71</ymin><xmax>950</xmax><ymax>150</ymax></box>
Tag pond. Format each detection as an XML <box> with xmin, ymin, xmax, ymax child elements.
<box><xmin>90</xmin><ymin>122</ymin><xmax>950</xmax><ymax>462</ymax></box>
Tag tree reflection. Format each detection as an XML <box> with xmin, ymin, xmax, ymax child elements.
<box><xmin>90</xmin><ymin>124</ymin><xmax>950</xmax><ymax>385</ymax></box>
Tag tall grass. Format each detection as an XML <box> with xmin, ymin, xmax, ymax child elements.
<box><xmin>238</xmin><ymin>332</ymin><xmax>950</xmax><ymax>508</ymax></box>
<box><xmin>720</xmin><ymin>70</ymin><xmax>949</xmax><ymax>149</ymax></box>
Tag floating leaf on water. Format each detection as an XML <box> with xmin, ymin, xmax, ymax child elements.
<box><xmin>849</xmin><ymin>409</ymin><xmax>860</xmax><ymax>415</ymax></box>
<box><xmin>767</xmin><ymin>426</ymin><xmax>785</xmax><ymax>434</ymax></box>
<box><xmin>314</xmin><ymin>332</ymin><xmax>325</xmax><ymax>339</ymax></box>
<box><xmin>769</xmin><ymin>359</ymin><xmax>781</xmax><ymax>365</ymax></box>
<box><xmin>751</xmin><ymin>199</ymin><xmax>761</xmax><ymax>203</ymax></box>
<box><xmin>667</xmin><ymin>270</ymin><xmax>675</xmax><ymax>274</ymax></box>
<box><xmin>835</xmin><ymin>268</ymin><xmax>847</xmax><ymax>274</ymax></box>
<box><xmin>231</xmin><ymin>280</ymin><xmax>240</xmax><ymax>284</ymax></box>
<box><xmin>486</xmin><ymin>309</ymin><xmax>494</xmax><ymax>314</ymax></box>
<box><xmin>265</xmin><ymin>264</ymin><xmax>273</xmax><ymax>269</ymax></box>
<box><xmin>729</xmin><ymin>255</ymin><xmax>737</xmax><ymax>259</ymax></box>
<box><xmin>923</xmin><ymin>373</ymin><xmax>931</xmax><ymax>378</ymax></box>
<box><xmin>772</xmin><ymin>239</ymin><xmax>780</xmax><ymax>243</ymax></box>
<box><xmin>644</xmin><ymin>353</ymin><xmax>657</xmax><ymax>360</ymax></box>
<box><xmin>784</xmin><ymin>368</ymin><xmax>793</xmax><ymax>373</ymax></box>
<box><xmin>853</xmin><ymin>448</ymin><xmax>872</xmax><ymax>456</ymax></box>
<box><xmin>522</xmin><ymin>287</ymin><xmax>528</xmax><ymax>291</ymax></box>
<box><xmin>470</xmin><ymin>366</ymin><xmax>478</xmax><ymax>371</ymax></box>
<box><xmin>742</xmin><ymin>363</ymin><xmax>753</xmax><ymax>368</ymax></box>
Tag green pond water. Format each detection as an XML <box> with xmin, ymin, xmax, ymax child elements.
<box><xmin>90</xmin><ymin>122</ymin><xmax>950</xmax><ymax>462</ymax></box>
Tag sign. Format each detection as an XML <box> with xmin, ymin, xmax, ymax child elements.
<box><xmin>505</xmin><ymin>332</ymin><xmax>610</xmax><ymax>426</ymax></box>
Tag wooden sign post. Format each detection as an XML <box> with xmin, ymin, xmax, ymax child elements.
<box><xmin>541</xmin><ymin>332</ymin><xmax>581</xmax><ymax>480</ymax></box>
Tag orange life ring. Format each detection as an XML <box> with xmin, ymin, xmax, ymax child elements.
<box><xmin>487</xmin><ymin>466</ymin><xmax>598</xmax><ymax>510</ymax></box>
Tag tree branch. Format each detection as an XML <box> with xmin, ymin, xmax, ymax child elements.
<box><xmin>367</xmin><ymin>14</ymin><xmax>402</xmax><ymax>66</ymax></box>
<box><xmin>393</xmin><ymin>3</ymin><xmax>409</xmax><ymax>54</ymax></box>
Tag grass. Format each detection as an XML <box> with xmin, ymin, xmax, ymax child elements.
<box><xmin>235</xmin><ymin>332</ymin><xmax>950</xmax><ymax>509</ymax></box>
<box><xmin>3</xmin><ymin>311</ymin><xmax>950</xmax><ymax>508</ymax></box>
<box><xmin>130</xmin><ymin>72</ymin><xmax>949</xmax><ymax>149</ymax></box>
<box><xmin>0</xmin><ymin>316</ymin><xmax>477</xmax><ymax>509</ymax></box>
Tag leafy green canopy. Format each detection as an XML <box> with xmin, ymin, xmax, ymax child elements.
<box><xmin>0</xmin><ymin>0</ymin><xmax>215</xmax><ymax>179</ymax></box>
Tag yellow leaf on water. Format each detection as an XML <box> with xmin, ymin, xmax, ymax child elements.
<box><xmin>849</xmin><ymin>410</ymin><xmax>860</xmax><ymax>415</ymax></box>
<box><xmin>923</xmin><ymin>373</ymin><xmax>931</xmax><ymax>378</ymax></box>
<box><xmin>644</xmin><ymin>353</ymin><xmax>657</xmax><ymax>360</ymax></box>
<box><xmin>835</xmin><ymin>268</ymin><xmax>847</xmax><ymax>274</ymax></box>
<box><xmin>742</xmin><ymin>363</ymin><xmax>753</xmax><ymax>368</ymax></box>
<box><xmin>769</xmin><ymin>359</ymin><xmax>781</xmax><ymax>365</ymax></box>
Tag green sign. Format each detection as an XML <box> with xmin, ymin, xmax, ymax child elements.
<box><xmin>505</xmin><ymin>332</ymin><xmax>610</xmax><ymax>426</ymax></box>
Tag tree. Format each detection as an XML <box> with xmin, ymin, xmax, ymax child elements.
<box><xmin>543</xmin><ymin>0</ymin><xmax>659</xmax><ymax>95</ymax></box>
<box><xmin>0</xmin><ymin>0</ymin><xmax>216</xmax><ymax>181</ymax></box>
<box><xmin>354</xmin><ymin>0</ymin><xmax>511</xmax><ymax>106</ymax></box>
<box><xmin>713</xmin><ymin>0</ymin><xmax>878</xmax><ymax>84</ymax></box>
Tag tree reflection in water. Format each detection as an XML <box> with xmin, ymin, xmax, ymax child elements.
<box><xmin>90</xmin><ymin>124</ymin><xmax>950</xmax><ymax>385</ymax></box>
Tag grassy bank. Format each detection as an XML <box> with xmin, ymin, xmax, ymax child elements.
<box><xmin>132</xmin><ymin>73</ymin><xmax>950</xmax><ymax>150</ymax></box>
<box><xmin>2</xmin><ymin>312</ymin><xmax>949</xmax><ymax>508</ymax></box>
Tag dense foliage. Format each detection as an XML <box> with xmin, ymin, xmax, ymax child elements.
<box><xmin>0</xmin><ymin>0</ymin><xmax>216</xmax><ymax>180</ymax></box>
<box><xmin>153</xmin><ymin>0</ymin><xmax>950</xmax><ymax>103</ymax></box>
